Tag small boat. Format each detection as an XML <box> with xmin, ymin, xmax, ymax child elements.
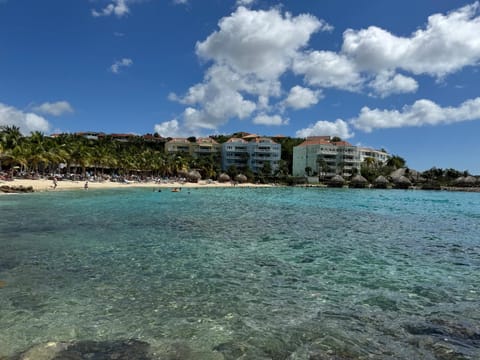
<box><xmin>171</xmin><ymin>187</ymin><xmax>180</xmax><ymax>192</ymax></box>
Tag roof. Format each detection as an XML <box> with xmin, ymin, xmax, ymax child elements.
<box><xmin>242</xmin><ymin>133</ymin><xmax>260</xmax><ymax>139</ymax></box>
<box><xmin>166</xmin><ymin>138</ymin><xmax>190</xmax><ymax>144</ymax></box>
<box><xmin>250</xmin><ymin>137</ymin><xmax>278</xmax><ymax>144</ymax></box>
<box><xmin>196</xmin><ymin>137</ymin><xmax>219</xmax><ymax>144</ymax></box>
<box><xmin>297</xmin><ymin>136</ymin><xmax>352</xmax><ymax>147</ymax></box>
<box><xmin>226</xmin><ymin>137</ymin><xmax>248</xmax><ymax>144</ymax></box>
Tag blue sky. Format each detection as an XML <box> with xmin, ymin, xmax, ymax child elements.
<box><xmin>1</xmin><ymin>0</ymin><xmax>480</xmax><ymax>173</ymax></box>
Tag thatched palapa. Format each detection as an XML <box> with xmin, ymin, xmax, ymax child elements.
<box><xmin>394</xmin><ymin>175</ymin><xmax>412</xmax><ymax>189</ymax></box>
<box><xmin>328</xmin><ymin>175</ymin><xmax>345</xmax><ymax>188</ymax></box>
<box><xmin>218</xmin><ymin>173</ymin><xmax>231</xmax><ymax>183</ymax></box>
<box><xmin>373</xmin><ymin>175</ymin><xmax>389</xmax><ymax>189</ymax></box>
<box><xmin>235</xmin><ymin>174</ymin><xmax>248</xmax><ymax>183</ymax></box>
<box><xmin>350</xmin><ymin>174</ymin><xmax>369</xmax><ymax>188</ymax></box>
<box><xmin>187</xmin><ymin>170</ymin><xmax>201</xmax><ymax>183</ymax></box>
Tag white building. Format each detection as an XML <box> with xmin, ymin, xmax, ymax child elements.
<box><xmin>222</xmin><ymin>137</ymin><xmax>281</xmax><ymax>174</ymax></box>
<box><xmin>292</xmin><ymin>136</ymin><xmax>389</xmax><ymax>178</ymax></box>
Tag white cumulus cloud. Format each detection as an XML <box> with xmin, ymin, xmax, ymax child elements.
<box><xmin>293</xmin><ymin>51</ymin><xmax>363</xmax><ymax>90</ymax></box>
<box><xmin>110</xmin><ymin>58</ymin><xmax>133</xmax><ymax>74</ymax></box>
<box><xmin>283</xmin><ymin>85</ymin><xmax>322</xmax><ymax>109</ymax></box>
<box><xmin>342</xmin><ymin>2</ymin><xmax>480</xmax><ymax>77</ymax></box>
<box><xmin>368</xmin><ymin>70</ymin><xmax>418</xmax><ymax>98</ymax></box>
<box><xmin>196</xmin><ymin>6</ymin><xmax>329</xmax><ymax>80</ymax></box>
<box><xmin>92</xmin><ymin>0</ymin><xmax>129</xmax><ymax>18</ymax></box>
<box><xmin>253</xmin><ymin>113</ymin><xmax>288</xmax><ymax>126</ymax></box>
<box><xmin>153</xmin><ymin>119</ymin><xmax>187</xmax><ymax>138</ymax></box>
<box><xmin>296</xmin><ymin>119</ymin><xmax>354</xmax><ymax>139</ymax></box>
<box><xmin>0</xmin><ymin>103</ymin><xmax>51</xmax><ymax>135</ymax></box>
<box><xmin>171</xmin><ymin>6</ymin><xmax>332</xmax><ymax>132</ymax></box>
<box><xmin>32</xmin><ymin>101</ymin><xmax>74</xmax><ymax>116</ymax></box>
<box><xmin>352</xmin><ymin>97</ymin><xmax>480</xmax><ymax>132</ymax></box>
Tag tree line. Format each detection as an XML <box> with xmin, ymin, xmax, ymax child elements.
<box><xmin>0</xmin><ymin>126</ymin><xmax>302</xmax><ymax>182</ymax></box>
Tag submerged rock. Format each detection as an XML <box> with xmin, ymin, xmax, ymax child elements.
<box><xmin>9</xmin><ymin>339</ymin><xmax>152</xmax><ymax>360</ymax></box>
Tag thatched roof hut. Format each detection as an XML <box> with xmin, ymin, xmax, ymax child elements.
<box><xmin>187</xmin><ymin>170</ymin><xmax>201</xmax><ymax>183</ymax></box>
<box><xmin>234</xmin><ymin>174</ymin><xmax>248</xmax><ymax>183</ymax></box>
<box><xmin>218</xmin><ymin>173</ymin><xmax>231</xmax><ymax>183</ymax></box>
<box><xmin>394</xmin><ymin>175</ymin><xmax>412</xmax><ymax>189</ymax></box>
<box><xmin>373</xmin><ymin>175</ymin><xmax>389</xmax><ymax>189</ymax></box>
<box><xmin>454</xmin><ymin>175</ymin><xmax>477</xmax><ymax>187</ymax></box>
<box><xmin>177</xmin><ymin>169</ymin><xmax>189</xmax><ymax>178</ymax></box>
<box><xmin>328</xmin><ymin>175</ymin><xmax>345</xmax><ymax>188</ymax></box>
<box><xmin>350</xmin><ymin>174</ymin><xmax>369</xmax><ymax>188</ymax></box>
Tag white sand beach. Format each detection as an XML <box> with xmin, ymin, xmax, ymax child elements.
<box><xmin>1</xmin><ymin>178</ymin><xmax>273</xmax><ymax>193</ymax></box>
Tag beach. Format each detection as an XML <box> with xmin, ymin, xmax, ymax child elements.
<box><xmin>0</xmin><ymin>178</ymin><xmax>272</xmax><ymax>193</ymax></box>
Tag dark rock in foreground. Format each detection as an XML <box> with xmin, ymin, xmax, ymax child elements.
<box><xmin>9</xmin><ymin>339</ymin><xmax>152</xmax><ymax>360</ymax></box>
<box><xmin>0</xmin><ymin>185</ymin><xmax>34</xmax><ymax>193</ymax></box>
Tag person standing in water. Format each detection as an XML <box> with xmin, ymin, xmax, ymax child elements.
<box><xmin>84</xmin><ymin>181</ymin><xmax>89</xmax><ymax>190</ymax></box>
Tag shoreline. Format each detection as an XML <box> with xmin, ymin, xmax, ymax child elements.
<box><xmin>0</xmin><ymin>178</ymin><xmax>274</xmax><ymax>193</ymax></box>
<box><xmin>1</xmin><ymin>179</ymin><xmax>480</xmax><ymax>194</ymax></box>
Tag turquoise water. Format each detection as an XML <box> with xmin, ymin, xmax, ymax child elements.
<box><xmin>0</xmin><ymin>188</ymin><xmax>479</xmax><ymax>359</ymax></box>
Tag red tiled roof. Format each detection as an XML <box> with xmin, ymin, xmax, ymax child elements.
<box><xmin>298</xmin><ymin>136</ymin><xmax>352</xmax><ymax>147</ymax></box>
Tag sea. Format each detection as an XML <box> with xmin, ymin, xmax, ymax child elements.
<box><xmin>0</xmin><ymin>187</ymin><xmax>479</xmax><ymax>359</ymax></box>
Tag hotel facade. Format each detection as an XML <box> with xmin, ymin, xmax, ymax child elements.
<box><xmin>292</xmin><ymin>136</ymin><xmax>389</xmax><ymax>178</ymax></box>
<box><xmin>221</xmin><ymin>137</ymin><xmax>281</xmax><ymax>174</ymax></box>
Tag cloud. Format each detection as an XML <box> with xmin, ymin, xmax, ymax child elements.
<box><xmin>171</xmin><ymin>7</ymin><xmax>332</xmax><ymax>132</ymax></box>
<box><xmin>236</xmin><ymin>0</ymin><xmax>254</xmax><ymax>7</ymax></box>
<box><xmin>252</xmin><ymin>113</ymin><xmax>288</xmax><ymax>126</ymax></box>
<box><xmin>342</xmin><ymin>2</ymin><xmax>480</xmax><ymax>77</ymax></box>
<box><xmin>351</xmin><ymin>97</ymin><xmax>480</xmax><ymax>132</ymax></box>
<box><xmin>283</xmin><ymin>85</ymin><xmax>322</xmax><ymax>109</ymax></box>
<box><xmin>0</xmin><ymin>103</ymin><xmax>51</xmax><ymax>135</ymax></box>
<box><xmin>32</xmin><ymin>101</ymin><xmax>74</xmax><ymax>116</ymax></box>
<box><xmin>92</xmin><ymin>0</ymin><xmax>129</xmax><ymax>18</ymax></box>
<box><xmin>196</xmin><ymin>6</ymin><xmax>330</xmax><ymax>80</ymax></box>
<box><xmin>296</xmin><ymin>119</ymin><xmax>354</xmax><ymax>139</ymax></box>
<box><xmin>368</xmin><ymin>70</ymin><xmax>418</xmax><ymax>98</ymax></box>
<box><xmin>173</xmin><ymin>0</ymin><xmax>188</xmax><ymax>4</ymax></box>
<box><xmin>110</xmin><ymin>58</ymin><xmax>133</xmax><ymax>74</ymax></box>
<box><xmin>153</xmin><ymin>119</ymin><xmax>187</xmax><ymax>137</ymax></box>
<box><xmin>293</xmin><ymin>51</ymin><xmax>363</xmax><ymax>90</ymax></box>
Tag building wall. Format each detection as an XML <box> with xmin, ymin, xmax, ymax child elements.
<box><xmin>222</xmin><ymin>138</ymin><xmax>281</xmax><ymax>174</ymax></box>
<box><xmin>293</xmin><ymin>138</ymin><xmax>389</xmax><ymax>178</ymax></box>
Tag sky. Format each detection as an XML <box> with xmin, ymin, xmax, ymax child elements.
<box><xmin>1</xmin><ymin>0</ymin><xmax>480</xmax><ymax>173</ymax></box>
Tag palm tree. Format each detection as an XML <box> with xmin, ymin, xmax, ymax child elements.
<box><xmin>0</xmin><ymin>125</ymin><xmax>23</xmax><ymax>150</ymax></box>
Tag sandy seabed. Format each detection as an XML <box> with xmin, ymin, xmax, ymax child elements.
<box><xmin>1</xmin><ymin>178</ymin><xmax>272</xmax><ymax>193</ymax></box>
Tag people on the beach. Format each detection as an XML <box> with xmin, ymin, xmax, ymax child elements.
<box><xmin>52</xmin><ymin>177</ymin><xmax>57</xmax><ymax>190</ymax></box>
<box><xmin>84</xmin><ymin>181</ymin><xmax>89</xmax><ymax>190</ymax></box>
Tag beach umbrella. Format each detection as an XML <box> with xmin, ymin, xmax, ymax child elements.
<box><xmin>350</xmin><ymin>174</ymin><xmax>369</xmax><ymax>188</ymax></box>
<box><xmin>218</xmin><ymin>173</ymin><xmax>231</xmax><ymax>182</ymax></box>
<box><xmin>394</xmin><ymin>175</ymin><xmax>412</xmax><ymax>189</ymax></box>
<box><xmin>328</xmin><ymin>175</ymin><xmax>345</xmax><ymax>188</ymax></box>
<box><xmin>373</xmin><ymin>175</ymin><xmax>389</xmax><ymax>189</ymax></box>
<box><xmin>234</xmin><ymin>174</ymin><xmax>248</xmax><ymax>183</ymax></box>
<box><xmin>187</xmin><ymin>170</ymin><xmax>201</xmax><ymax>183</ymax></box>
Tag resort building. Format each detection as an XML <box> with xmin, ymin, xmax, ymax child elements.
<box><xmin>292</xmin><ymin>136</ymin><xmax>390</xmax><ymax>178</ymax></box>
<box><xmin>221</xmin><ymin>136</ymin><xmax>281</xmax><ymax>174</ymax></box>
<box><xmin>358</xmin><ymin>147</ymin><xmax>390</xmax><ymax>164</ymax></box>
<box><xmin>165</xmin><ymin>137</ymin><xmax>221</xmax><ymax>158</ymax></box>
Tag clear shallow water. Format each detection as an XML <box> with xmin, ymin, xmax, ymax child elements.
<box><xmin>0</xmin><ymin>188</ymin><xmax>479</xmax><ymax>359</ymax></box>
